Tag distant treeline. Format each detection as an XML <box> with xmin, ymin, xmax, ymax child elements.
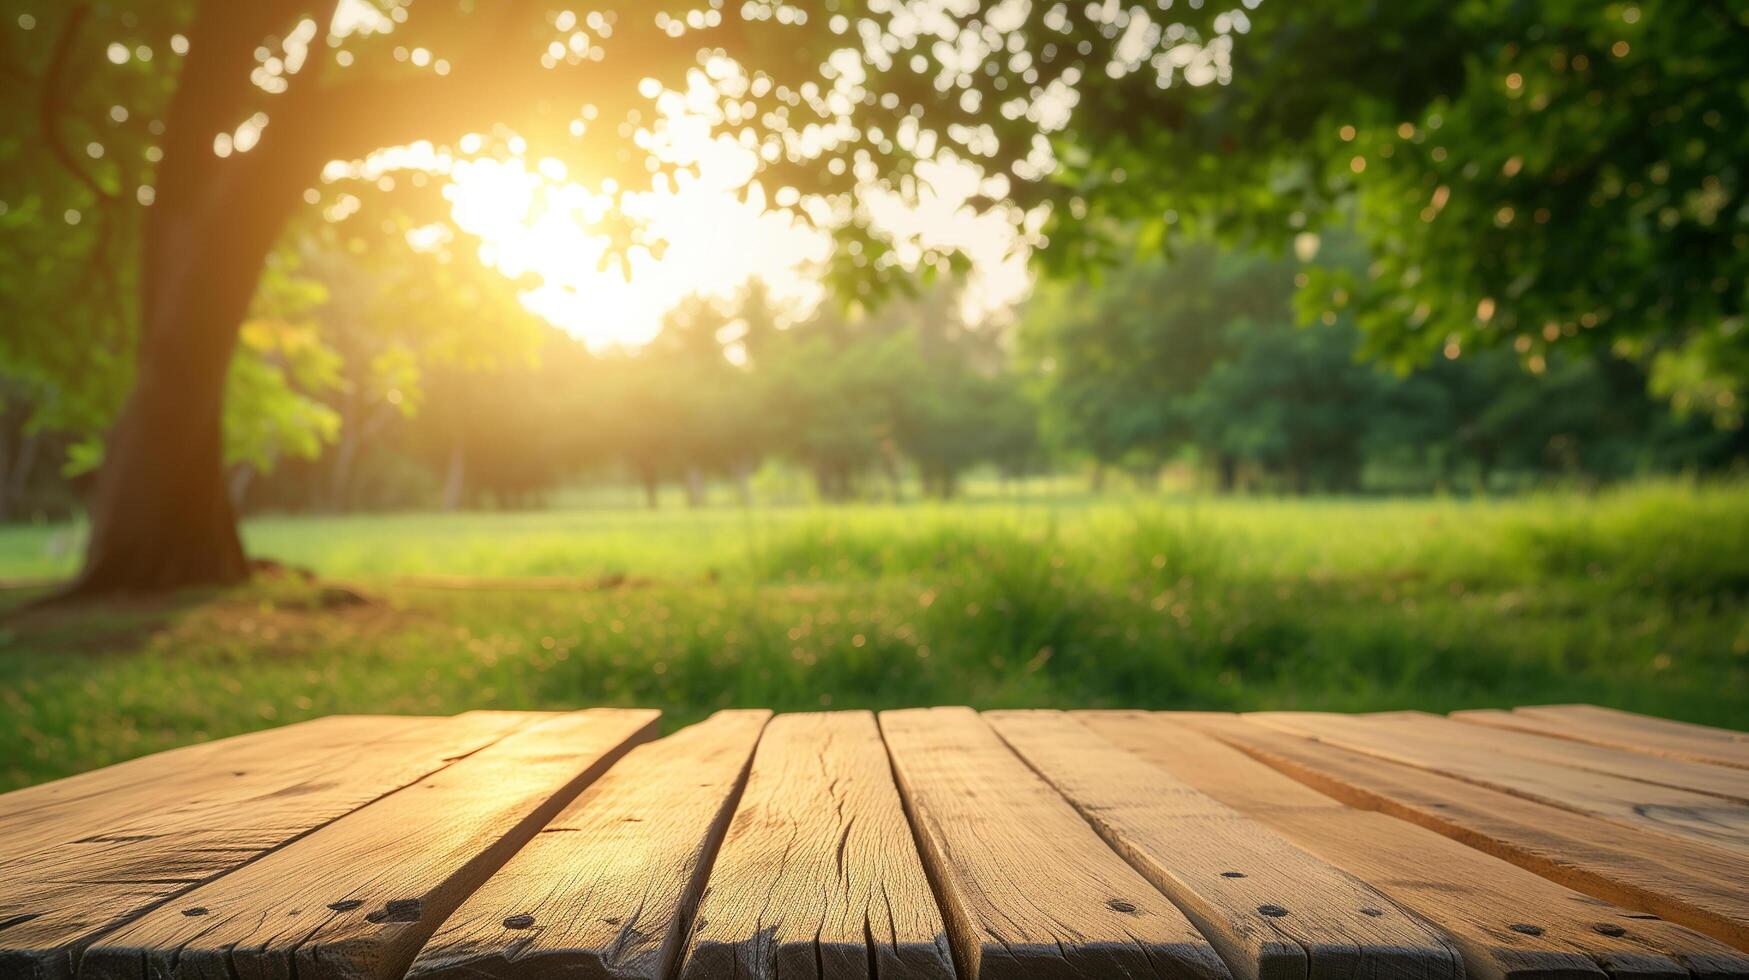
<box><xmin>3</xmin><ymin>245</ymin><xmax>1744</xmax><ymax>521</ymax></box>
<box><xmin>250</xmin><ymin>247</ymin><xmax>1747</xmax><ymax>511</ymax></box>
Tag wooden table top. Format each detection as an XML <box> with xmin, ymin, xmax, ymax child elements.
<box><xmin>2</xmin><ymin>705</ymin><xmax>1746</xmax><ymax>980</ymax></box>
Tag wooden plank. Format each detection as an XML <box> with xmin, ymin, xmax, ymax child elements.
<box><xmin>0</xmin><ymin>711</ymin><xmax>540</xmax><ymax>980</ymax></box>
<box><xmin>0</xmin><ymin>716</ymin><xmax>342</xmax><ymax>821</ymax></box>
<box><xmin>406</xmin><ymin>709</ymin><xmax>770</xmax><ymax>980</ymax></box>
<box><xmin>0</xmin><ymin>716</ymin><xmax>441</xmax><ymax>868</ymax></box>
<box><xmin>1454</xmin><ymin>707</ymin><xmax>1749</xmax><ymax>772</ymax></box>
<box><xmin>677</xmin><ymin>711</ymin><xmax>955</xmax><ymax>980</ymax></box>
<box><xmin>0</xmin><ymin>712</ymin><xmax>552</xmax><ymax>864</ymax></box>
<box><xmin>1369</xmin><ymin>711</ymin><xmax>1749</xmax><ymax>803</ymax></box>
<box><xmin>77</xmin><ymin>709</ymin><xmax>659</xmax><ymax>980</ymax></box>
<box><xmin>1171</xmin><ymin>713</ymin><xmax>1749</xmax><ymax>952</ymax></box>
<box><xmin>880</xmin><ymin>706</ymin><xmax>1232</xmax><ymax>980</ymax></box>
<box><xmin>1248</xmin><ymin>711</ymin><xmax>1749</xmax><ymax>854</ymax></box>
<box><xmin>985</xmin><ymin>709</ymin><xmax>1462</xmax><ymax>980</ymax></box>
<box><xmin>1082</xmin><ymin>711</ymin><xmax>1749</xmax><ymax>980</ymax></box>
<box><xmin>1072</xmin><ymin>714</ymin><xmax>1346</xmax><ymax>818</ymax></box>
<box><xmin>1523</xmin><ymin>706</ymin><xmax>1748</xmax><ymax>743</ymax></box>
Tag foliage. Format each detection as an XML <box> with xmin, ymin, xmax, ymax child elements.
<box><xmin>1030</xmin><ymin>0</ymin><xmax>1748</xmax><ymax>419</ymax></box>
<box><xmin>0</xmin><ymin>0</ymin><xmax>1249</xmax><ymax>451</ymax></box>
<box><xmin>753</xmin><ymin>284</ymin><xmax>1038</xmax><ymax>500</ymax></box>
<box><xmin>1023</xmin><ymin>245</ymin><xmax>1294</xmax><ymax>472</ymax></box>
<box><xmin>0</xmin><ymin>3</ymin><xmax>179</xmax><ymax>440</ymax></box>
<box><xmin>2</xmin><ymin>0</ymin><xmax>1743</xmax><ymax>592</ymax></box>
<box><xmin>3</xmin><ymin>480</ymin><xmax>1746</xmax><ymax>788</ymax></box>
<box><xmin>1023</xmin><ymin>241</ymin><xmax>1746</xmax><ymax>492</ymax></box>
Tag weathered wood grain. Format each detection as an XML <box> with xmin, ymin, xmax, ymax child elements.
<box><xmin>880</xmin><ymin>706</ymin><xmax>1232</xmax><ymax>980</ymax></box>
<box><xmin>678</xmin><ymin>711</ymin><xmax>955</xmax><ymax>980</ymax></box>
<box><xmin>1082</xmin><ymin>711</ymin><xmax>1749</xmax><ymax>980</ymax></box>
<box><xmin>0</xmin><ymin>716</ymin><xmax>436</xmax><ymax>867</ymax></box>
<box><xmin>1174</xmin><ymin>713</ymin><xmax>1749</xmax><ymax>952</ymax></box>
<box><xmin>1454</xmin><ymin>707</ymin><xmax>1749</xmax><ymax>772</ymax></box>
<box><xmin>1071</xmin><ymin>714</ymin><xmax>1342</xmax><ymax>820</ymax></box>
<box><xmin>985</xmin><ymin>709</ymin><xmax>1462</xmax><ymax>980</ymax></box>
<box><xmin>1523</xmin><ymin>706</ymin><xmax>1748</xmax><ymax>742</ymax></box>
<box><xmin>1367</xmin><ymin>711</ymin><xmax>1749</xmax><ymax>803</ymax></box>
<box><xmin>77</xmin><ymin>709</ymin><xmax>659</xmax><ymax>980</ymax></box>
<box><xmin>1247</xmin><ymin>711</ymin><xmax>1749</xmax><ymax>854</ymax></box>
<box><xmin>0</xmin><ymin>711</ymin><xmax>541</xmax><ymax>980</ymax></box>
<box><xmin>0</xmin><ymin>716</ymin><xmax>337</xmax><ymax>818</ymax></box>
<box><xmin>406</xmin><ymin>709</ymin><xmax>770</xmax><ymax>980</ymax></box>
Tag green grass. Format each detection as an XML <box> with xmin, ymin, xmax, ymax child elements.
<box><xmin>2</xmin><ymin>480</ymin><xmax>1746</xmax><ymax>790</ymax></box>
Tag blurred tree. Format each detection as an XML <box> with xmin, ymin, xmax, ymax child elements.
<box><xmin>9</xmin><ymin>0</ymin><xmax>1740</xmax><ymax>592</ymax></box>
<box><xmin>1027</xmin><ymin>235</ymin><xmax>1747</xmax><ymax>492</ymax></box>
<box><xmin>1022</xmin><ymin>246</ymin><xmax>1284</xmax><ymax>486</ymax></box>
<box><xmin>753</xmin><ymin>282</ymin><xmax>1036</xmax><ymax>501</ymax></box>
<box><xmin>217</xmin><ymin>250</ymin><xmax>343</xmax><ymax>501</ymax></box>
<box><xmin>1416</xmin><ymin>349</ymin><xmax>1747</xmax><ymax>487</ymax></box>
<box><xmin>758</xmin><ymin>304</ymin><xmax>906</xmax><ymax>501</ymax></box>
<box><xmin>413</xmin><ymin>338</ymin><xmax>591</xmax><ymax>510</ymax></box>
<box><xmin>651</xmin><ymin>295</ymin><xmax>768</xmax><ymax>507</ymax></box>
<box><xmin>891</xmin><ymin>285</ymin><xmax>1039</xmax><ymax>498</ymax></box>
<box><xmin>0</xmin><ymin>390</ymin><xmax>81</xmax><ymax>523</ymax></box>
<box><xmin>1029</xmin><ymin>0</ymin><xmax>1747</xmax><ymax>424</ymax></box>
<box><xmin>1185</xmin><ymin>318</ymin><xmax>1389</xmax><ymax>493</ymax></box>
<box><xmin>9</xmin><ymin>0</ymin><xmax>1250</xmax><ymax>594</ymax></box>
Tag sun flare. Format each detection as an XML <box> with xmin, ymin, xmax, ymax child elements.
<box><xmin>325</xmin><ymin>112</ymin><xmax>1031</xmax><ymax>350</ymax></box>
<box><xmin>433</xmin><ymin>150</ymin><xmax>1032</xmax><ymax>348</ymax></box>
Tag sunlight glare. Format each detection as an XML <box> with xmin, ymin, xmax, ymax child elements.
<box><xmin>335</xmin><ymin>76</ymin><xmax>1033</xmax><ymax>349</ymax></box>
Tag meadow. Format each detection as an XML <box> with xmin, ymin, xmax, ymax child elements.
<box><xmin>2</xmin><ymin>479</ymin><xmax>1746</xmax><ymax>790</ymax></box>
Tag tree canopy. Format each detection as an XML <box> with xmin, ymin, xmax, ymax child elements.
<box><xmin>1029</xmin><ymin>0</ymin><xmax>1748</xmax><ymax>423</ymax></box>
<box><xmin>0</xmin><ymin>0</ymin><xmax>1743</xmax><ymax>592</ymax></box>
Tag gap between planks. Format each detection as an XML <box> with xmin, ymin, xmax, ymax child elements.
<box><xmin>679</xmin><ymin>711</ymin><xmax>957</xmax><ymax>980</ymax></box>
<box><xmin>1</xmin><ymin>711</ymin><xmax>553</xmax><ymax>980</ymax></box>
<box><xmin>1246</xmin><ymin>711</ymin><xmax>1749</xmax><ymax>856</ymax></box>
<box><xmin>406</xmin><ymin>709</ymin><xmax>771</xmax><ymax>980</ymax></box>
<box><xmin>881</xmin><ymin>706</ymin><xmax>1234</xmax><ymax>980</ymax></box>
<box><xmin>10</xmin><ymin>704</ymin><xmax>1747</xmax><ymax>980</ymax></box>
<box><xmin>985</xmin><ymin>709</ymin><xmax>1464</xmax><ymax>980</ymax></box>
<box><xmin>1451</xmin><ymin>707</ymin><xmax>1749</xmax><ymax>773</ymax></box>
<box><xmin>1175</xmin><ymin>712</ymin><xmax>1749</xmax><ymax>953</ymax></box>
<box><xmin>76</xmin><ymin>709</ymin><xmax>659</xmax><ymax>980</ymax></box>
<box><xmin>1079</xmin><ymin>710</ymin><xmax>1749</xmax><ymax>980</ymax></box>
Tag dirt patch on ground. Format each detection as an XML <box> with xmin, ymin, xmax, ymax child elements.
<box><xmin>396</xmin><ymin>573</ymin><xmax>657</xmax><ymax>592</ymax></box>
<box><xmin>0</xmin><ymin>580</ymin><xmax>397</xmax><ymax>659</ymax></box>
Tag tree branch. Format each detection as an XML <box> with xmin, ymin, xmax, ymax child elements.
<box><xmin>40</xmin><ymin>3</ymin><xmax>116</xmax><ymax>203</ymax></box>
<box><xmin>36</xmin><ymin>3</ymin><xmax>134</xmax><ymax>347</ymax></box>
<box><xmin>285</xmin><ymin>4</ymin><xmax>718</xmax><ymax>167</ymax></box>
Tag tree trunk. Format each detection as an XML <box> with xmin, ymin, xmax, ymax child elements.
<box><xmin>0</xmin><ymin>424</ymin><xmax>9</xmax><ymax>524</ymax></box>
<box><xmin>1215</xmin><ymin>453</ymin><xmax>1238</xmax><ymax>493</ymax></box>
<box><xmin>11</xmin><ymin>430</ymin><xmax>41</xmax><ymax>504</ymax></box>
<box><xmin>329</xmin><ymin>431</ymin><xmax>360</xmax><ymax>513</ymax></box>
<box><xmin>442</xmin><ymin>441</ymin><xmax>467</xmax><ymax>511</ymax></box>
<box><xmin>0</xmin><ymin>424</ymin><xmax>38</xmax><ymax>523</ymax></box>
<box><xmin>73</xmin><ymin>307</ymin><xmax>251</xmax><ymax>593</ymax></box>
<box><xmin>881</xmin><ymin>451</ymin><xmax>904</xmax><ymax>503</ymax></box>
<box><xmin>684</xmin><ymin>467</ymin><xmax>706</xmax><ymax>508</ymax></box>
<box><xmin>734</xmin><ymin>462</ymin><xmax>754</xmax><ymax>507</ymax></box>
<box><xmin>68</xmin><ymin>112</ymin><xmax>304</xmax><ymax>594</ymax></box>
<box><xmin>57</xmin><ymin>0</ymin><xmax>562</xmax><ymax>595</ymax></box>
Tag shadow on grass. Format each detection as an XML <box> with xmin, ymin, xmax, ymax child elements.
<box><xmin>0</xmin><ymin>584</ymin><xmax>228</xmax><ymax>656</ymax></box>
<box><xmin>0</xmin><ymin>577</ymin><xmax>378</xmax><ymax>659</ymax></box>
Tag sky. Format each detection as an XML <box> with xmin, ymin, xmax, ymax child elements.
<box><xmin>434</xmin><ymin>138</ymin><xmax>1033</xmax><ymax>350</ymax></box>
<box><xmin>315</xmin><ymin>0</ymin><xmax>1037</xmax><ymax>350</ymax></box>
